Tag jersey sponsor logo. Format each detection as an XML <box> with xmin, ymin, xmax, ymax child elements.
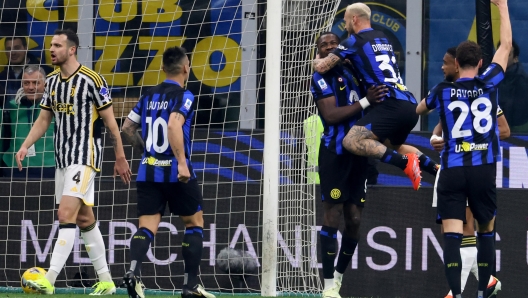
<box><xmin>330</xmin><ymin>188</ymin><xmax>341</xmax><ymax>199</ymax></box>
<box><xmin>454</xmin><ymin>141</ymin><xmax>489</xmax><ymax>153</ymax></box>
<box><xmin>183</xmin><ymin>98</ymin><xmax>193</xmax><ymax>110</ymax></box>
<box><xmin>99</xmin><ymin>86</ymin><xmax>110</xmax><ymax>100</ymax></box>
<box><xmin>142</xmin><ymin>156</ymin><xmax>172</xmax><ymax>167</ymax></box>
<box><xmin>52</xmin><ymin>101</ymin><xmax>75</xmax><ymax>115</ymax></box>
<box><xmin>317</xmin><ymin>79</ymin><xmax>328</xmax><ymax>91</ymax></box>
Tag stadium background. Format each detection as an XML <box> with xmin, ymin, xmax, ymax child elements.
<box><xmin>0</xmin><ymin>0</ymin><xmax>527</xmax><ymax>297</ymax></box>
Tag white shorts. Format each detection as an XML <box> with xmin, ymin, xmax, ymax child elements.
<box><xmin>432</xmin><ymin>167</ymin><xmax>468</xmax><ymax>208</ymax></box>
<box><xmin>55</xmin><ymin>165</ymin><xmax>96</xmax><ymax>206</ymax></box>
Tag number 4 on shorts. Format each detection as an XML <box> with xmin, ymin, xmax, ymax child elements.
<box><xmin>72</xmin><ymin>171</ymin><xmax>81</xmax><ymax>184</ymax></box>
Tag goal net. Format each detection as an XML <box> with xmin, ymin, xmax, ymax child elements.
<box><xmin>0</xmin><ymin>0</ymin><xmax>340</xmax><ymax>295</ymax></box>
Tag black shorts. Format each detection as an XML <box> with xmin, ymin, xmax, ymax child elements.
<box><xmin>355</xmin><ymin>98</ymin><xmax>419</xmax><ymax>145</ymax></box>
<box><xmin>318</xmin><ymin>144</ymin><xmax>369</xmax><ymax>207</ymax></box>
<box><xmin>437</xmin><ymin>163</ymin><xmax>497</xmax><ymax>224</ymax></box>
<box><xmin>136</xmin><ymin>179</ymin><xmax>203</xmax><ymax>217</ymax></box>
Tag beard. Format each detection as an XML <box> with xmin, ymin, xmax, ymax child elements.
<box><xmin>52</xmin><ymin>53</ymin><xmax>68</xmax><ymax>65</ymax></box>
<box><xmin>445</xmin><ymin>74</ymin><xmax>455</xmax><ymax>82</ymax></box>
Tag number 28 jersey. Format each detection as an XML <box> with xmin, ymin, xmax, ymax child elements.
<box><xmin>426</xmin><ymin>63</ymin><xmax>505</xmax><ymax>169</ymax></box>
<box><xmin>127</xmin><ymin>80</ymin><xmax>196</xmax><ymax>182</ymax></box>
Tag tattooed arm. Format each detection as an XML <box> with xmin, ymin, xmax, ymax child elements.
<box><xmin>121</xmin><ymin>118</ymin><xmax>145</xmax><ymax>152</ymax></box>
<box><xmin>313</xmin><ymin>53</ymin><xmax>342</xmax><ymax>74</ymax></box>
<box><xmin>99</xmin><ymin>107</ymin><xmax>131</xmax><ymax>184</ymax></box>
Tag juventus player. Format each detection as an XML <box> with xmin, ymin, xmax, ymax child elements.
<box><xmin>417</xmin><ymin>0</ymin><xmax>511</xmax><ymax>296</ymax></box>
<box><xmin>16</xmin><ymin>29</ymin><xmax>131</xmax><ymax>295</ymax></box>
<box><xmin>120</xmin><ymin>46</ymin><xmax>214</xmax><ymax>298</ymax></box>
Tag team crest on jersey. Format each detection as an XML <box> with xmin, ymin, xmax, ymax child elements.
<box><xmin>317</xmin><ymin>79</ymin><xmax>328</xmax><ymax>90</ymax></box>
<box><xmin>338</xmin><ymin>77</ymin><xmax>343</xmax><ymax>82</ymax></box>
<box><xmin>99</xmin><ymin>87</ymin><xmax>110</xmax><ymax>100</ymax></box>
<box><xmin>183</xmin><ymin>98</ymin><xmax>193</xmax><ymax>110</ymax></box>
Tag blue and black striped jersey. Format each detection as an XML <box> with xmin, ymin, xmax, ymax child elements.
<box><xmin>426</xmin><ymin>63</ymin><xmax>505</xmax><ymax>169</ymax></box>
<box><xmin>333</xmin><ymin>28</ymin><xmax>416</xmax><ymax>104</ymax></box>
<box><xmin>127</xmin><ymin>80</ymin><xmax>196</xmax><ymax>182</ymax></box>
<box><xmin>310</xmin><ymin>66</ymin><xmax>363</xmax><ymax>155</ymax></box>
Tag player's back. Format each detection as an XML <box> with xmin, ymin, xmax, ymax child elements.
<box><xmin>310</xmin><ymin>66</ymin><xmax>363</xmax><ymax>154</ymax></box>
<box><xmin>428</xmin><ymin>63</ymin><xmax>504</xmax><ymax>169</ymax></box>
<box><xmin>335</xmin><ymin>28</ymin><xmax>415</xmax><ymax>103</ymax></box>
<box><xmin>132</xmin><ymin>80</ymin><xmax>196</xmax><ymax>182</ymax></box>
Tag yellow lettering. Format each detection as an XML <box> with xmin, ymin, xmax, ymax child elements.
<box><xmin>385</xmin><ymin>18</ymin><xmax>394</xmax><ymax>28</ymax></box>
<box><xmin>94</xmin><ymin>36</ymin><xmax>134</xmax><ymax>87</ymax></box>
<box><xmin>338</xmin><ymin>21</ymin><xmax>346</xmax><ymax>32</ymax></box>
<box><xmin>392</xmin><ymin>23</ymin><xmax>400</xmax><ymax>32</ymax></box>
<box><xmin>142</xmin><ymin>0</ymin><xmax>183</xmax><ymax>23</ymax></box>
<box><xmin>99</xmin><ymin>0</ymin><xmax>136</xmax><ymax>22</ymax></box>
<box><xmin>379</xmin><ymin>15</ymin><xmax>386</xmax><ymax>25</ymax></box>
<box><xmin>26</xmin><ymin>0</ymin><xmax>78</xmax><ymax>22</ymax></box>
<box><xmin>372</xmin><ymin>13</ymin><xmax>380</xmax><ymax>22</ymax></box>
<box><xmin>192</xmin><ymin>36</ymin><xmax>241</xmax><ymax>88</ymax></box>
<box><xmin>137</xmin><ymin>36</ymin><xmax>186</xmax><ymax>86</ymax></box>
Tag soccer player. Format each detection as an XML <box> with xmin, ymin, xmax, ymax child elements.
<box><xmin>430</xmin><ymin>47</ymin><xmax>508</xmax><ymax>298</ymax></box>
<box><xmin>313</xmin><ymin>3</ymin><xmax>435</xmax><ymax>191</ymax></box>
<box><xmin>311</xmin><ymin>32</ymin><xmax>387</xmax><ymax>298</ymax></box>
<box><xmin>416</xmin><ymin>0</ymin><xmax>511</xmax><ymax>296</ymax></box>
<box><xmin>120</xmin><ymin>46</ymin><xmax>215</xmax><ymax>298</ymax></box>
<box><xmin>15</xmin><ymin>29</ymin><xmax>131</xmax><ymax>295</ymax></box>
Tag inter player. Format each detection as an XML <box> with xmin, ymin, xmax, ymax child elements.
<box><xmin>311</xmin><ymin>32</ymin><xmax>387</xmax><ymax>298</ymax></box>
<box><xmin>120</xmin><ymin>46</ymin><xmax>215</xmax><ymax>298</ymax></box>
<box><xmin>313</xmin><ymin>3</ymin><xmax>434</xmax><ymax>190</ymax></box>
<box><xmin>416</xmin><ymin>0</ymin><xmax>511</xmax><ymax>296</ymax></box>
<box><xmin>16</xmin><ymin>29</ymin><xmax>131</xmax><ymax>295</ymax></box>
<box><xmin>430</xmin><ymin>47</ymin><xmax>508</xmax><ymax>298</ymax></box>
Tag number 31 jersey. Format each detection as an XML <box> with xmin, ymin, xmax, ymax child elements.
<box><xmin>426</xmin><ymin>63</ymin><xmax>505</xmax><ymax>169</ymax></box>
<box><xmin>127</xmin><ymin>80</ymin><xmax>196</xmax><ymax>182</ymax></box>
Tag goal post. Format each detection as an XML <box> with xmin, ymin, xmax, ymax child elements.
<box><xmin>0</xmin><ymin>0</ymin><xmax>341</xmax><ymax>295</ymax></box>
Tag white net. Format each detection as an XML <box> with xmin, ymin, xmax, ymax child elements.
<box><xmin>0</xmin><ymin>0</ymin><xmax>339</xmax><ymax>295</ymax></box>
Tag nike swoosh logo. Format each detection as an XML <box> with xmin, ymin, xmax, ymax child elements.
<box><xmin>361</xmin><ymin>198</ymin><xmax>366</xmax><ymax>203</ymax></box>
<box><xmin>327</xmin><ymin>252</ymin><xmax>336</xmax><ymax>255</ymax></box>
<box><xmin>340</xmin><ymin>86</ymin><xmax>346</xmax><ymax>91</ymax></box>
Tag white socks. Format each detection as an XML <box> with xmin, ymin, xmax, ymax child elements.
<box><xmin>81</xmin><ymin>224</ymin><xmax>113</xmax><ymax>282</ymax></box>
<box><xmin>323</xmin><ymin>279</ymin><xmax>334</xmax><ymax>291</ymax></box>
<box><xmin>334</xmin><ymin>271</ymin><xmax>343</xmax><ymax>282</ymax></box>
<box><xmin>47</xmin><ymin>225</ymin><xmax>76</xmax><ymax>285</ymax></box>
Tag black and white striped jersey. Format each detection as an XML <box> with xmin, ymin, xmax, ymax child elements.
<box><xmin>40</xmin><ymin>65</ymin><xmax>112</xmax><ymax>171</ymax></box>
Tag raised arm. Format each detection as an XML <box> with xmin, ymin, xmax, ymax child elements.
<box><xmin>99</xmin><ymin>107</ymin><xmax>131</xmax><ymax>184</ymax></box>
<box><xmin>121</xmin><ymin>118</ymin><xmax>145</xmax><ymax>153</ymax></box>
<box><xmin>491</xmin><ymin>0</ymin><xmax>512</xmax><ymax>71</ymax></box>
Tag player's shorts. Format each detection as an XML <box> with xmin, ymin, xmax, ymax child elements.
<box><xmin>436</xmin><ymin>163</ymin><xmax>497</xmax><ymax>224</ymax></box>
<box><xmin>55</xmin><ymin>165</ymin><xmax>97</xmax><ymax>206</ymax></box>
<box><xmin>136</xmin><ymin>179</ymin><xmax>203</xmax><ymax>217</ymax></box>
<box><xmin>318</xmin><ymin>143</ymin><xmax>369</xmax><ymax>207</ymax></box>
<box><xmin>354</xmin><ymin>98</ymin><xmax>419</xmax><ymax>146</ymax></box>
<box><xmin>433</xmin><ymin>167</ymin><xmax>468</xmax><ymax>224</ymax></box>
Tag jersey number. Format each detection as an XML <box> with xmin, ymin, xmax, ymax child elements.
<box><xmin>375</xmin><ymin>54</ymin><xmax>398</xmax><ymax>83</ymax></box>
<box><xmin>447</xmin><ymin>97</ymin><xmax>493</xmax><ymax>138</ymax></box>
<box><xmin>145</xmin><ymin>116</ymin><xmax>169</xmax><ymax>153</ymax></box>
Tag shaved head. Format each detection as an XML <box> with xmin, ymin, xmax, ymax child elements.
<box><xmin>346</xmin><ymin>3</ymin><xmax>371</xmax><ymax>21</ymax></box>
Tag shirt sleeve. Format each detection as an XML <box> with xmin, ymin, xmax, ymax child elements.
<box><xmin>39</xmin><ymin>78</ymin><xmax>52</xmax><ymax>111</ymax></box>
<box><xmin>171</xmin><ymin>90</ymin><xmax>195</xmax><ymax>119</ymax></box>
<box><xmin>425</xmin><ymin>85</ymin><xmax>439</xmax><ymax>110</ymax></box>
<box><xmin>127</xmin><ymin>96</ymin><xmax>143</xmax><ymax>124</ymax></box>
<box><xmin>332</xmin><ymin>36</ymin><xmax>357</xmax><ymax>60</ymax></box>
<box><xmin>92</xmin><ymin>74</ymin><xmax>113</xmax><ymax>110</ymax></box>
<box><xmin>479</xmin><ymin>63</ymin><xmax>505</xmax><ymax>90</ymax></box>
<box><xmin>310</xmin><ymin>72</ymin><xmax>334</xmax><ymax>101</ymax></box>
<box><xmin>497</xmin><ymin>105</ymin><xmax>504</xmax><ymax>117</ymax></box>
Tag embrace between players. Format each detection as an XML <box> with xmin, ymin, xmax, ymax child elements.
<box><xmin>311</xmin><ymin>1</ymin><xmax>511</xmax><ymax>298</ymax></box>
<box><xmin>14</xmin><ymin>30</ymin><xmax>214</xmax><ymax>298</ymax></box>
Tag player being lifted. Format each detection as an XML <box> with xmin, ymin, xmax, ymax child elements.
<box><xmin>313</xmin><ymin>3</ymin><xmax>442</xmax><ymax>190</ymax></box>
<box><xmin>430</xmin><ymin>46</ymin><xmax>509</xmax><ymax>298</ymax></box>
<box><xmin>311</xmin><ymin>32</ymin><xmax>387</xmax><ymax>298</ymax></box>
<box><xmin>16</xmin><ymin>29</ymin><xmax>131</xmax><ymax>295</ymax></box>
<box><xmin>416</xmin><ymin>0</ymin><xmax>512</xmax><ymax>296</ymax></box>
<box><xmin>120</xmin><ymin>46</ymin><xmax>215</xmax><ymax>298</ymax></box>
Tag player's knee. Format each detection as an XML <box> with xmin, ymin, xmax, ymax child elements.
<box><xmin>76</xmin><ymin>213</ymin><xmax>93</xmax><ymax>229</ymax></box>
<box><xmin>182</xmin><ymin>212</ymin><xmax>204</xmax><ymax>228</ymax></box>
<box><xmin>345</xmin><ymin>215</ymin><xmax>361</xmax><ymax>230</ymax></box>
<box><xmin>56</xmin><ymin>207</ymin><xmax>78</xmax><ymax>224</ymax></box>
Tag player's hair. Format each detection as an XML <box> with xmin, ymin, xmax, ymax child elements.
<box><xmin>498</xmin><ymin>39</ymin><xmax>520</xmax><ymax>58</ymax></box>
<box><xmin>163</xmin><ymin>46</ymin><xmax>188</xmax><ymax>75</ymax></box>
<box><xmin>346</xmin><ymin>3</ymin><xmax>371</xmax><ymax>20</ymax></box>
<box><xmin>446</xmin><ymin>46</ymin><xmax>457</xmax><ymax>58</ymax></box>
<box><xmin>4</xmin><ymin>36</ymin><xmax>27</xmax><ymax>48</ymax></box>
<box><xmin>316</xmin><ymin>32</ymin><xmax>340</xmax><ymax>46</ymax></box>
<box><xmin>456</xmin><ymin>40</ymin><xmax>482</xmax><ymax>68</ymax></box>
<box><xmin>54</xmin><ymin>28</ymin><xmax>79</xmax><ymax>48</ymax></box>
<box><xmin>23</xmin><ymin>64</ymin><xmax>47</xmax><ymax>79</ymax></box>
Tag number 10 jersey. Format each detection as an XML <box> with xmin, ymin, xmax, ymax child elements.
<box><xmin>127</xmin><ymin>79</ymin><xmax>196</xmax><ymax>182</ymax></box>
<box><xmin>426</xmin><ymin>63</ymin><xmax>505</xmax><ymax>169</ymax></box>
